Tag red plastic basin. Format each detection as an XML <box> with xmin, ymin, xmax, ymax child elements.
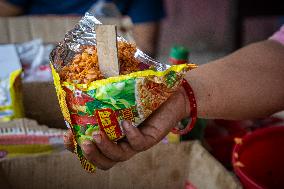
<box><xmin>232</xmin><ymin>126</ymin><xmax>284</xmax><ymax>189</ymax></box>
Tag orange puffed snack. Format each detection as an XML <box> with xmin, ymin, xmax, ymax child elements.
<box><xmin>59</xmin><ymin>42</ymin><xmax>140</xmax><ymax>84</ymax></box>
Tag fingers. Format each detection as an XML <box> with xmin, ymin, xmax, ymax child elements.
<box><xmin>92</xmin><ymin>130</ymin><xmax>136</xmax><ymax>161</ymax></box>
<box><xmin>122</xmin><ymin>120</ymin><xmax>148</xmax><ymax>151</ymax></box>
<box><xmin>123</xmin><ymin>120</ymin><xmax>166</xmax><ymax>152</ymax></box>
<box><xmin>65</xmin><ymin>125</ymin><xmax>140</xmax><ymax>170</ymax></box>
<box><xmin>81</xmin><ymin>140</ymin><xmax>116</xmax><ymax>170</ymax></box>
<box><xmin>80</xmin><ymin>129</ymin><xmax>137</xmax><ymax>170</ymax></box>
<box><xmin>72</xmin><ymin>121</ymin><xmax>159</xmax><ymax>171</ymax></box>
<box><xmin>63</xmin><ymin>129</ymin><xmax>75</xmax><ymax>153</ymax></box>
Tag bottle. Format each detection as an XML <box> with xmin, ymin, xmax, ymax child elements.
<box><xmin>168</xmin><ymin>45</ymin><xmax>207</xmax><ymax>141</ymax></box>
<box><xmin>164</xmin><ymin>45</ymin><xmax>190</xmax><ymax>143</ymax></box>
<box><xmin>168</xmin><ymin>45</ymin><xmax>190</xmax><ymax>65</ymax></box>
<box><xmin>168</xmin><ymin>45</ymin><xmax>189</xmax><ymax>142</ymax></box>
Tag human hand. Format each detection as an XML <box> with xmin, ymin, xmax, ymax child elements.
<box><xmin>64</xmin><ymin>88</ymin><xmax>189</xmax><ymax>170</ymax></box>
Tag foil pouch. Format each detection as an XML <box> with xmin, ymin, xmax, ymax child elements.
<box><xmin>50</xmin><ymin>12</ymin><xmax>197</xmax><ymax>173</ymax></box>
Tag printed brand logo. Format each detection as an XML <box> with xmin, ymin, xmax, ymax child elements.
<box><xmin>95</xmin><ymin>109</ymin><xmax>122</xmax><ymax>140</ymax></box>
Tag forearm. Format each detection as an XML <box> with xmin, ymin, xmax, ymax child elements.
<box><xmin>0</xmin><ymin>0</ymin><xmax>23</xmax><ymax>16</ymax></box>
<box><xmin>133</xmin><ymin>22</ymin><xmax>160</xmax><ymax>57</ymax></box>
<box><xmin>185</xmin><ymin>40</ymin><xmax>284</xmax><ymax>120</ymax></box>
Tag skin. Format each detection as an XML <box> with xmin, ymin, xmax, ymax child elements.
<box><xmin>64</xmin><ymin>88</ymin><xmax>188</xmax><ymax>170</ymax></box>
<box><xmin>187</xmin><ymin>40</ymin><xmax>284</xmax><ymax>119</ymax></box>
<box><xmin>132</xmin><ymin>22</ymin><xmax>161</xmax><ymax>57</ymax></box>
<box><xmin>64</xmin><ymin>39</ymin><xmax>284</xmax><ymax>170</ymax></box>
<box><xmin>0</xmin><ymin>0</ymin><xmax>23</xmax><ymax>16</ymax></box>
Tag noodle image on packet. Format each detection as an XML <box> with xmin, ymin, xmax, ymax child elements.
<box><xmin>50</xmin><ymin>13</ymin><xmax>197</xmax><ymax>173</ymax></box>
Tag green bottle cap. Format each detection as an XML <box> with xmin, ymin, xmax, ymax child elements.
<box><xmin>169</xmin><ymin>46</ymin><xmax>189</xmax><ymax>60</ymax></box>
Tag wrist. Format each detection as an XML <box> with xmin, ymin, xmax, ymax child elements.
<box><xmin>177</xmin><ymin>86</ymin><xmax>191</xmax><ymax>119</ymax></box>
<box><xmin>171</xmin><ymin>79</ymin><xmax>197</xmax><ymax>135</ymax></box>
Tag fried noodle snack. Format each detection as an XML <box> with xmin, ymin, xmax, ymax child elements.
<box><xmin>60</xmin><ymin>42</ymin><xmax>140</xmax><ymax>84</ymax></box>
<box><xmin>50</xmin><ymin>13</ymin><xmax>196</xmax><ymax>173</ymax></box>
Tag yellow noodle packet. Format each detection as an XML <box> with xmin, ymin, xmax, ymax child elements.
<box><xmin>50</xmin><ymin>13</ymin><xmax>197</xmax><ymax>173</ymax></box>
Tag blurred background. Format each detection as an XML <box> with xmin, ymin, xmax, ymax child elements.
<box><xmin>0</xmin><ymin>0</ymin><xmax>284</xmax><ymax>188</ymax></box>
<box><xmin>158</xmin><ymin>0</ymin><xmax>283</xmax><ymax>64</ymax></box>
<box><xmin>1</xmin><ymin>0</ymin><xmax>283</xmax><ymax>64</ymax></box>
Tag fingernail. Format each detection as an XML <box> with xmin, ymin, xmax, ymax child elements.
<box><xmin>63</xmin><ymin>133</ymin><xmax>68</xmax><ymax>140</ymax></box>
<box><xmin>122</xmin><ymin>120</ymin><xmax>131</xmax><ymax>130</ymax></box>
<box><xmin>81</xmin><ymin>140</ymin><xmax>92</xmax><ymax>154</ymax></box>
<box><xmin>92</xmin><ymin>131</ymin><xmax>102</xmax><ymax>143</ymax></box>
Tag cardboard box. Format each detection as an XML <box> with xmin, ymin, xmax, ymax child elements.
<box><xmin>0</xmin><ymin>16</ymin><xmax>80</xmax><ymax>44</ymax></box>
<box><xmin>0</xmin><ymin>16</ymin><xmax>242</xmax><ymax>189</ymax></box>
<box><xmin>0</xmin><ymin>118</ymin><xmax>65</xmax><ymax>159</ymax></box>
<box><xmin>0</xmin><ymin>141</ymin><xmax>241</xmax><ymax>189</ymax></box>
<box><xmin>0</xmin><ymin>16</ymin><xmax>80</xmax><ymax>128</ymax></box>
<box><xmin>0</xmin><ymin>15</ymin><xmax>134</xmax><ymax>128</ymax></box>
<box><xmin>0</xmin><ymin>16</ymin><xmax>134</xmax><ymax>44</ymax></box>
<box><xmin>22</xmin><ymin>81</ymin><xmax>64</xmax><ymax>129</ymax></box>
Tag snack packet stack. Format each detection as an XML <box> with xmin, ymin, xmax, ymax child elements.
<box><xmin>0</xmin><ymin>119</ymin><xmax>65</xmax><ymax>159</ymax></box>
<box><xmin>50</xmin><ymin>13</ymin><xmax>197</xmax><ymax>173</ymax></box>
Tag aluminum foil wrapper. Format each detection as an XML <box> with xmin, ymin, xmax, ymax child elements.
<box><xmin>50</xmin><ymin>12</ymin><xmax>169</xmax><ymax>72</ymax></box>
<box><xmin>49</xmin><ymin>12</ymin><xmax>192</xmax><ymax>173</ymax></box>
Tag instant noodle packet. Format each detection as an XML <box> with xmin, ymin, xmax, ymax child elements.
<box><xmin>50</xmin><ymin>13</ymin><xmax>197</xmax><ymax>173</ymax></box>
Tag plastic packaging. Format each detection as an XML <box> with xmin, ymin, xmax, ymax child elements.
<box><xmin>0</xmin><ymin>45</ymin><xmax>24</xmax><ymax>122</ymax></box>
<box><xmin>16</xmin><ymin>39</ymin><xmax>54</xmax><ymax>82</ymax></box>
<box><xmin>50</xmin><ymin>12</ymin><xmax>197</xmax><ymax>173</ymax></box>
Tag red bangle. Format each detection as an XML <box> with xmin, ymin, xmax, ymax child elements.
<box><xmin>171</xmin><ymin>79</ymin><xmax>197</xmax><ymax>135</ymax></box>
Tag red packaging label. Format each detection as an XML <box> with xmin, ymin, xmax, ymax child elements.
<box><xmin>71</xmin><ymin>114</ymin><xmax>97</xmax><ymax>126</ymax></box>
<box><xmin>95</xmin><ymin>109</ymin><xmax>122</xmax><ymax>140</ymax></box>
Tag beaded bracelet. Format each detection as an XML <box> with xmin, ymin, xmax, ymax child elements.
<box><xmin>171</xmin><ymin>79</ymin><xmax>197</xmax><ymax>135</ymax></box>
